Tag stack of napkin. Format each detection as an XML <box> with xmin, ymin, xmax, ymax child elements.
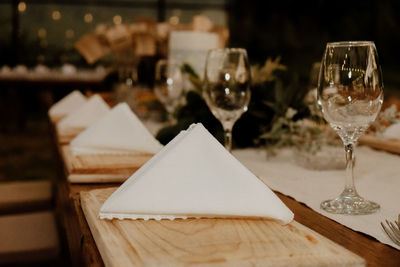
<box><xmin>99</xmin><ymin>123</ymin><xmax>294</xmax><ymax>225</ymax></box>
<box><xmin>48</xmin><ymin>90</ymin><xmax>87</xmax><ymax>122</ymax></box>
<box><xmin>57</xmin><ymin>94</ymin><xmax>110</xmax><ymax>136</ymax></box>
<box><xmin>70</xmin><ymin>103</ymin><xmax>163</xmax><ymax>155</ymax></box>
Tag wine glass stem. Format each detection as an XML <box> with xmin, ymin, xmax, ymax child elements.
<box><xmin>224</xmin><ymin>128</ymin><xmax>233</xmax><ymax>153</ymax></box>
<box><xmin>344</xmin><ymin>143</ymin><xmax>357</xmax><ymax>195</ymax></box>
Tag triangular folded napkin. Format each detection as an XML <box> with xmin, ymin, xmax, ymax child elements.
<box><xmin>99</xmin><ymin>123</ymin><xmax>294</xmax><ymax>225</ymax></box>
<box><xmin>70</xmin><ymin>103</ymin><xmax>163</xmax><ymax>155</ymax></box>
<box><xmin>48</xmin><ymin>90</ymin><xmax>87</xmax><ymax>122</ymax></box>
<box><xmin>57</xmin><ymin>94</ymin><xmax>110</xmax><ymax>134</ymax></box>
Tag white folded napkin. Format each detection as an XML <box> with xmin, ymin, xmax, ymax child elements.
<box><xmin>0</xmin><ymin>65</ymin><xmax>11</xmax><ymax>74</ymax></box>
<box><xmin>33</xmin><ymin>64</ymin><xmax>50</xmax><ymax>74</ymax></box>
<box><xmin>48</xmin><ymin>90</ymin><xmax>87</xmax><ymax>121</ymax></box>
<box><xmin>383</xmin><ymin>122</ymin><xmax>400</xmax><ymax>139</ymax></box>
<box><xmin>70</xmin><ymin>103</ymin><xmax>163</xmax><ymax>155</ymax></box>
<box><xmin>99</xmin><ymin>123</ymin><xmax>294</xmax><ymax>224</ymax></box>
<box><xmin>57</xmin><ymin>94</ymin><xmax>110</xmax><ymax>134</ymax></box>
<box><xmin>61</xmin><ymin>63</ymin><xmax>77</xmax><ymax>75</ymax></box>
<box><xmin>13</xmin><ymin>65</ymin><xmax>28</xmax><ymax>74</ymax></box>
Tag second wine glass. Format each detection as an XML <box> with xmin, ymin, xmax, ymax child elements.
<box><xmin>317</xmin><ymin>41</ymin><xmax>384</xmax><ymax>215</ymax></box>
<box><xmin>203</xmin><ymin>48</ymin><xmax>251</xmax><ymax>152</ymax></box>
<box><xmin>154</xmin><ymin>59</ymin><xmax>184</xmax><ymax>123</ymax></box>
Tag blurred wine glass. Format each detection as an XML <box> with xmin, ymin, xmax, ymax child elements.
<box><xmin>317</xmin><ymin>41</ymin><xmax>383</xmax><ymax>214</ymax></box>
<box><xmin>154</xmin><ymin>59</ymin><xmax>184</xmax><ymax>123</ymax></box>
<box><xmin>203</xmin><ymin>48</ymin><xmax>251</xmax><ymax>152</ymax></box>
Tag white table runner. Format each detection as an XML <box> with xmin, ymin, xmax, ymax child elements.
<box><xmin>234</xmin><ymin>146</ymin><xmax>400</xmax><ymax>250</ymax></box>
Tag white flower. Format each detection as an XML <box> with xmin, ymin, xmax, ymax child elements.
<box><xmin>285</xmin><ymin>107</ymin><xmax>297</xmax><ymax>119</ymax></box>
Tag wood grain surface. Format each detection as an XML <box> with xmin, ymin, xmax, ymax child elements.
<box><xmin>48</xmin><ymin>105</ymin><xmax>400</xmax><ymax>267</ymax></box>
<box><xmin>61</xmin><ymin>146</ymin><xmax>152</xmax><ymax>183</ymax></box>
<box><xmin>81</xmin><ymin>187</ymin><xmax>365</xmax><ymax>267</ymax></box>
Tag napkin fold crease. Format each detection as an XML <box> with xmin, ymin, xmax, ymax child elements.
<box><xmin>70</xmin><ymin>103</ymin><xmax>163</xmax><ymax>155</ymax></box>
<box><xmin>57</xmin><ymin>94</ymin><xmax>110</xmax><ymax>135</ymax></box>
<box><xmin>99</xmin><ymin>123</ymin><xmax>294</xmax><ymax>224</ymax></box>
<box><xmin>48</xmin><ymin>90</ymin><xmax>87</xmax><ymax>121</ymax></box>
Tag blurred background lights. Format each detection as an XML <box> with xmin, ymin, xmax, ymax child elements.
<box><xmin>52</xmin><ymin>10</ymin><xmax>61</xmax><ymax>20</ymax></box>
<box><xmin>65</xmin><ymin>29</ymin><xmax>74</xmax><ymax>39</ymax></box>
<box><xmin>37</xmin><ymin>28</ymin><xmax>47</xmax><ymax>39</ymax></box>
<box><xmin>84</xmin><ymin>13</ymin><xmax>93</xmax><ymax>23</ymax></box>
<box><xmin>113</xmin><ymin>15</ymin><xmax>122</xmax><ymax>25</ymax></box>
<box><xmin>169</xmin><ymin>16</ymin><xmax>179</xmax><ymax>25</ymax></box>
<box><xmin>39</xmin><ymin>39</ymin><xmax>48</xmax><ymax>48</ymax></box>
<box><xmin>18</xmin><ymin>2</ymin><xmax>26</xmax><ymax>13</ymax></box>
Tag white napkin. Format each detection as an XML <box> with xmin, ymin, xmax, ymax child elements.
<box><xmin>13</xmin><ymin>65</ymin><xmax>28</xmax><ymax>74</ymax></box>
<box><xmin>0</xmin><ymin>65</ymin><xmax>11</xmax><ymax>74</ymax></box>
<box><xmin>99</xmin><ymin>123</ymin><xmax>294</xmax><ymax>224</ymax></box>
<box><xmin>57</xmin><ymin>94</ymin><xmax>110</xmax><ymax>134</ymax></box>
<box><xmin>383</xmin><ymin>122</ymin><xmax>400</xmax><ymax>139</ymax></box>
<box><xmin>33</xmin><ymin>64</ymin><xmax>50</xmax><ymax>74</ymax></box>
<box><xmin>70</xmin><ymin>103</ymin><xmax>163</xmax><ymax>155</ymax></box>
<box><xmin>48</xmin><ymin>90</ymin><xmax>87</xmax><ymax>121</ymax></box>
<box><xmin>61</xmin><ymin>64</ymin><xmax>77</xmax><ymax>75</ymax></box>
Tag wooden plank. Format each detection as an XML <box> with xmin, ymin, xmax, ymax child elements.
<box><xmin>61</xmin><ymin>146</ymin><xmax>152</xmax><ymax>183</ymax></box>
<box><xmin>68</xmin><ymin>174</ymin><xmax>129</xmax><ymax>184</ymax></box>
<box><xmin>81</xmin><ymin>188</ymin><xmax>365</xmax><ymax>267</ymax></box>
<box><xmin>278</xmin><ymin>192</ymin><xmax>400</xmax><ymax>267</ymax></box>
<box><xmin>359</xmin><ymin>135</ymin><xmax>400</xmax><ymax>154</ymax></box>
<box><xmin>56</xmin><ymin>126</ymin><xmax>80</xmax><ymax>145</ymax></box>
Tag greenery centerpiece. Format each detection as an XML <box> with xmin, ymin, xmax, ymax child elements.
<box><xmin>153</xmin><ymin>56</ymin><xmax>400</xmax><ymax>169</ymax></box>
<box><xmin>155</xmin><ymin>57</ymin><xmax>331</xmax><ymax>154</ymax></box>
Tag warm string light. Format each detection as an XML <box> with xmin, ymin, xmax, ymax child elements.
<box><xmin>65</xmin><ymin>29</ymin><xmax>74</xmax><ymax>39</ymax></box>
<box><xmin>169</xmin><ymin>9</ymin><xmax>182</xmax><ymax>25</ymax></box>
<box><xmin>40</xmin><ymin>39</ymin><xmax>47</xmax><ymax>48</ymax></box>
<box><xmin>113</xmin><ymin>15</ymin><xmax>122</xmax><ymax>25</ymax></box>
<box><xmin>38</xmin><ymin>28</ymin><xmax>47</xmax><ymax>39</ymax></box>
<box><xmin>169</xmin><ymin>16</ymin><xmax>179</xmax><ymax>25</ymax></box>
<box><xmin>52</xmin><ymin>10</ymin><xmax>61</xmax><ymax>20</ymax></box>
<box><xmin>84</xmin><ymin>13</ymin><xmax>93</xmax><ymax>23</ymax></box>
<box><xmin>18</xmin><ymin>2</ymin><xmax>26</xmax><ymax>13</ymax></box>
<box><xmin>37</xmin><ymin>28</ymin><xmax>47</xmax><ymax>48</ymax></box>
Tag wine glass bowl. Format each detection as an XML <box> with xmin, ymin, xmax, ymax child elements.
<box><xmin>318</xmin><ymin>41</ymin><xmax>383</xmax><ymax>215</ymax></box>
<box><xmin>154</xmin><ymin>59</ymin><xmax>184</xmax><ymax>122</ymax></box>
<box><xmin>203</xmin><ymin>48</ymin><xmax>251</xmax><ymax>152</ymax></box>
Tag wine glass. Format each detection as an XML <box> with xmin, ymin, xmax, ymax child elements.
<box><xmin>203</xmin><ymin>48</ymin><xmax>251</xmax><ymax>152</ymax></box>
<box><xmin>317</xmin><ymin>41</ymin><xmax>384</xmax><ymax>214</ymax></box>
<box><xmin>154</xmin><ymin>59</ymin><xmax>184</xmax><ymax>123</ymax></box>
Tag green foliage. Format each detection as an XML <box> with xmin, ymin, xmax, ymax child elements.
<box><xmin>156</xmin><ymin>60</ymin><xmax>310</xmax><ymax>148</ymax></box>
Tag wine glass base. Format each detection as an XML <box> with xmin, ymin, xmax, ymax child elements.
<box><xmin>321</xmin><ymin>194</ymin><xmax>380</xmax><ymax>215</ymax></box>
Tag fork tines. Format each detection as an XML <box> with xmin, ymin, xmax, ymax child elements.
<box><xmin>381</xmin><ymin>219</ymin><xmax>400</xmax><ymax>246</ymax></box>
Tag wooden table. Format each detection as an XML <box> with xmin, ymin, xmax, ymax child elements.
<box><xmin>50</xmin><ymin>127</ymin><xmax>400</xmax><ymax>267</ymax></box>
<box><xmin>58</xmin><ymin>186</ymin><xmax>400</xmax><ymax>267</ymax></box>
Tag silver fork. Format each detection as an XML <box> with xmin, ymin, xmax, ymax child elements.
<box><xmin>381</xmin><ymin>214</ymin><xmax>400</xmax><ymax>246</ymax></box>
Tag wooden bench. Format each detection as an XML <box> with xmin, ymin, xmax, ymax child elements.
<box><xmin>0</xmin><ymin>211</ymin><xmax>60</xmax><ymax>264</ymax></box>
<box><xmin>0</xmin><ymin>180</ymin><xmax>52</xmax><ymax>215</ymax></box>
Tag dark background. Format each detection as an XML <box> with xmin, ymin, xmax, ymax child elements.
<box><xmin>229</xmin><ymin>0</ymin><xmax>400</xmax><ymax>90</ymax></box>
<box><xmin>0</xmin><ymin>0</ymin><xmax>400</xmax><ymax>122</ymax></box>
<box><xmin>1</xmin><ymin>0</ymin><xmax>400</xmax><ymax>87</ymax></box>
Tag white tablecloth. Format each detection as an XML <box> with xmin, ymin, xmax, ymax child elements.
<box><xmin>234</xmin><ymin>146</ymin><xmax>400</xmax><ymax>250</ymax></box>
